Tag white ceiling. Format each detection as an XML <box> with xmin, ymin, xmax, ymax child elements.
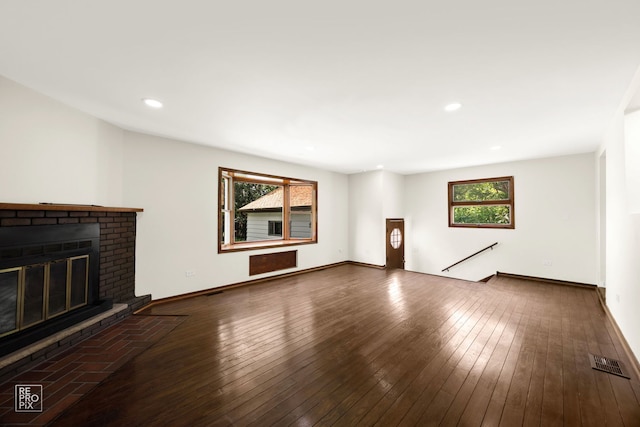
<box><xmin>1</xmin><ymin>0</ymin><xmax>639</xmax><ymax>174</ymax></box>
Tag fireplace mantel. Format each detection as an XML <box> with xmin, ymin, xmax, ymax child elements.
<box><xmin>0</xmin><ymin>203</ymin><xmax>143</xmax><ymax>213</ymax></box>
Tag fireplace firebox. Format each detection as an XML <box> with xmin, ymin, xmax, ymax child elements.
<box><xmin>0</xmin><ymin>223</ymin><xmax>111</xmax><ymax>356</ymax></box>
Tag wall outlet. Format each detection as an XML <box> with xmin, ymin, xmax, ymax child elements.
<box><xmin>542</xmin><ymin>259</ymin><xmax>553</xmax><ymax>267</ymax></box>
<box><xmin>185</xmin><ymin>270</ymin><xmax>196</xmax><ymax>278</ymax></box>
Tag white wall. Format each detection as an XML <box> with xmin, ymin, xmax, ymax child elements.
<box><xmin>0</xmin><ymin>75</ymin><xmax>123</xmax><ymax>205</ymax></box>
<box><xmin>599</xmin><ymin>66</ymin><xmax>640</xmax><ymax>361</ymax></box>
<box><xmin>598</xmin><ymin>152</ymin><xmax>607</xmax><ymax>287</ymax></box>
<box><xmin>348</xmin><ymin>171</ymin><xmax>384</xmax><ymax>265</ymax></box>
<box><xmin>383</xmin><ymin>170</ymin><xmax>405</xmax><ymax>219</ymax></box>
<box><xmin>624</xmin><ymin>110</ymin><xmax>640</xmax><ymax>213</ymax></box>
<box><xmin>122</xmin><ymin>131</ymin><xmax>349</xmax><ymax>299</ymax></box>
<box><xmin>404</xmin><ymin>154</ymin><xmax>597</xmax><ymax>283</ymax></box>
<box><xmin>348</xmin><ymin>170</ymin><xmax>405</xmax><ymax>266</ymax></box>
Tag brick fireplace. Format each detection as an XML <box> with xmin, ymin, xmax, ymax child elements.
<box><xmin>0</xmin><ymin>203</ymin><xmax>148</xmax><ymax>357</ymax></box>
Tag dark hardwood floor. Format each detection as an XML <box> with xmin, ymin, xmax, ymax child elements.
<box><xmin>50</xmin><ymin>264</ymin><xmax>640</xmax><ymax>426</ymax></box>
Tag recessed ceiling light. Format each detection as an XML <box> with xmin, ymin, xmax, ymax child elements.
<box><xmin>306</xmin><ymin>146</ymin><xmax>315</xmax><ymax>151</ymax></box>
<box><xmin>490</xmin><ymin>145</ymin><xmax>502</xmax><ymax>151</ymax></box>
<box><xmin>444</xmin><ymin>102</ymin><xmax>462</xmax><ymax>112</ymax></box>
<box><xmin>142</xmin><ymin>98</ymin><xmax>163</xmax><ymax>109</ymax></box>
<box><xmin>376</xmin><ymin>164</ymin><xmax>384</xmax><ymax>169</ymax></box>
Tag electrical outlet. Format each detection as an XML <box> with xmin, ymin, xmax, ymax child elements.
<box><xmin>542</xmin><ymin>259</ymin><xmax>553</xmax><ymax>267</ymax></box>
<box><xmin>185</xmin><ymin>270</ymin><xmax>196</xmax><ymax>278</ymax></box>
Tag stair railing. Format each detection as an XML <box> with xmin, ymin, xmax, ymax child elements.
<box><xmin>442</xmin><ymin>242</ymin><xmax>498</xmax><ymax>272</ymax></box>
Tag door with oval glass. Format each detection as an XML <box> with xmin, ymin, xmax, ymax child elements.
<box><xmin>386</xmin><ymin>218</ymin><xmax>405</xmax><ymax>269</ymax></box>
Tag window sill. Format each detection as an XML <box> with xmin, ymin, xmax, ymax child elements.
<box><xmin>219</xmin><ymin>239</ymin><xmax>316</xmax><ymax>253</ymax></box>
<box><xmin>449</xmin><ymin>223</ymin><xmax>514</xmax><ymax>229</ymax></box>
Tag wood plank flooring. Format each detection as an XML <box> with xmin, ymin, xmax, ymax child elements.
<box><xmin>50</xmin><ymin>265</ymin><xmax>640</xmax><ymax>426</ymax></box>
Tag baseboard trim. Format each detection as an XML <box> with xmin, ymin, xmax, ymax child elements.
<box><xmin>595</xmin><ymin>287</ymin><xmax>640</xmax><ymax>381</ymax></box>
<box><xmin>138</xmin><ymin>261</ymin><xmax>359</xmax><ymax>312</ymax></box>
<box><xmin>347</xmin><ymin>261</ymin><xmax>386</xmax><ymax>270</ymax></box>
<box><xmin>496</xmin><ymin>272</ymin><xmax>596</xmax><ymax>289</ymax></box>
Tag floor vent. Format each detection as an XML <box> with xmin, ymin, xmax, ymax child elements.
<box><xmin>589</xmin><ymin>353</ymin><xmax>630</xmax><ymax>379</ymax></box>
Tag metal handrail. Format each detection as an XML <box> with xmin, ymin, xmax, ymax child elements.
<box><xmin>442</xmin><ymin>242</ymin><xmax>498</xmax><ymax>272</ymax></box>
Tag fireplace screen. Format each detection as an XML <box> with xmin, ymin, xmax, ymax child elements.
<box><xmin>0</xmin><ymin>255</ymin><xmax>89</xmax><ymax>338</ymax></box>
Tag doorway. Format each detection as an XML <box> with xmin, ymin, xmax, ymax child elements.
<box><xmin>385</xmin><ymin>218</ymin><xmax>405</xmax><ymax>269</ymax></box>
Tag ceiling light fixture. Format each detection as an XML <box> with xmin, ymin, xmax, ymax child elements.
<box><xmin>142</xmin><ymin>98</ymin><xmax>163</xmax><ymax>109</ymax></box>
<box><xmin>444</xmin><ymin>102</ymin><xmax>462</xmax><ymax>112</ymax></box>
<box><xmin>490</xmin><ymin>145</ymin><xmax>502</xmax><ymax>151</ymax></box>
<box><xmin>376</xmin><ymin>164</ymin><xmax>384</xmax><ymax>169</ymax></box>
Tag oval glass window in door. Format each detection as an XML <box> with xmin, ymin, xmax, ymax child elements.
<box><xmin>390</xmin><ymin>228</ymin><xmax>402</xmax><ymax>249</ymax></box>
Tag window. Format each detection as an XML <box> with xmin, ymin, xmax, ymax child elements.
<box><xmin>448</xmin><ymin>176</ymin><xmax>514</xmax><ymax>228</ymax></box>
<box><xmin>268</xmin><ymin>221</ymin><xmax>283</xmax><ymax>236</ymax></box>
<box><xmin>219</xmin><ymin>168</ymin><xmax>317</xmax><ymax>252</ymax></box>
